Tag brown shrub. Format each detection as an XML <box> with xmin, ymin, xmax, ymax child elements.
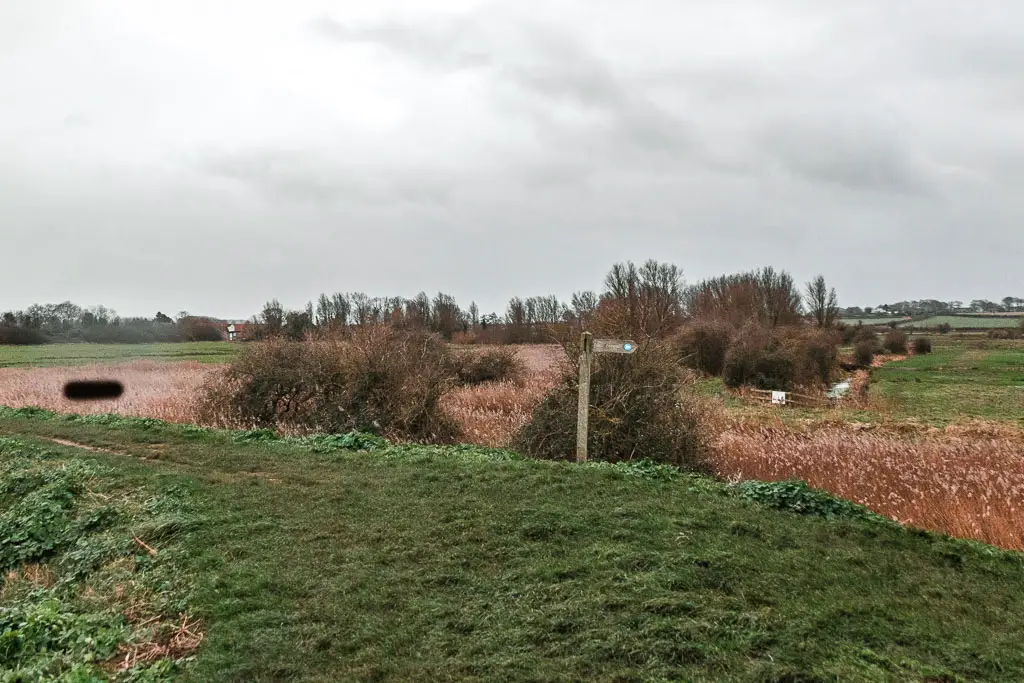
<box><xmin>839</xmin><ymin>323</ymin><xmax>858</xmax><ymax>346</ymax></box>
<box><xmin>912</xmin><ymin>336</ymin><xmax>933</xmax><ymax>354</ymax></box>
<box><xmin>452</xmin><ymin>347</ymin><xmax>524</xmax><ymax>386</ymax></box>
<box><xmin>854</xmin><ymin>341</ymin><xmax>875</xmax><ymax>368</ymax></box>
<box><xmin>783</xmin><ymin>327</ymin><xmax>841</xmax><ymax>385</ymax></box>
<box><xmin>883</xmin><ymin>328</ymin><xmax>908</xmax><ymax>354</ymax></box>
<box><xmin>722</xmin><ymin>325</ymin><xmax>839</xmax><ymax>391</ymax></box>
<box><xmin>852</xmin><ymin>325</ymin><xmax>879</xmax><ymax>346</ymax></box>
<box><xmin>199</xmin><ymin>326</ymin><xmax>460</xmax><ymax>443</ymax></box>
<box><xmin>671</xmin><ymin>320</ymin><xmax>732</xmax><ymax>376</ymax></box>
<box><xmin>513</xmin><ymin>341</ymin><xmax>714</xmax><ymax>472</ymax></box>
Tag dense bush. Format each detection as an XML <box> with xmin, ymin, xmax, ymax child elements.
<box><xmin>839</xmin><ymin>323</ymin><xmax>858</xmax><ymax>346</ymax></box>
<box><xmin>452</xmin><ymin>347</ymin><xmax>524</xmax><ymax>385</ymax></box>
<box><xmin>987</xmin><ymin>328</ymin><xmax>1019</xmax><ymax>340</ymax></box>
<box><xmin>883</xmin><ymin>328</ymin><xmax>909</xmax><ymax>354</ymax></box>
<box><xmin>852</xmin><ymin>325</ymin><xmax>879</xmax><ymax>346</ymax></box>
<box><xmin>671</xmin><ymin>320</ymin><xmax>732</xmax><ymax>376</ymax></box>
<box><xmin>181</xmin><ymin>322</ymin><xmax>224</xmax><ymax>342</ymax></box>
<box><xmin>791</xmin><ymin>328</ymin><xmax>841</xmax><ymax>385</ymax></box>
<box><xmin>937</xmin><ymin>323</ymin><xmax>952</xmax><ymax>334</ymax></box>
<box><xmin>199</xmin><ymin>326</ymin><xmax>460</xmax><ymax>443</ymax></box>
<box><xmin>514</xmin><ymin>341</ymin><xmax>712</xmax><ymax>472</ymax></box>
<box><xmin>723</xmin><ymin>343</ymin><xmax>797</xmax><ymax>391</ymax></box>
<box><xmin>721</xmin><ymin>325</ymin><xmax>839</xmax><ymax>391</ymax></box>
<box><xmin>854</xmin><ymin>341</ymin><xmax>875</xmax><ymax>368</ymax></box>
<box><xmin>0</xmin><ymin>325</ymin><xmax>49</xmax><ymax>345</ymax></box>
<box><xmin>912</xmin><ymin>336</ymin><xmax>933</xmax><ymax>354</ymax></box>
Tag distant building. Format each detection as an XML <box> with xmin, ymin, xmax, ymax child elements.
<box><xmin>225</xmin><ymin>321</ymin><xmax>251</xmax><ymax>342</ymax></box>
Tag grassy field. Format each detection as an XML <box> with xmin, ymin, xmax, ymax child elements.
<box><xmin>898</xmin><ymin>315</ymin><xmax>1024</xmax><ymax>329</ymax></box>
<box><xmin>0</xmin><ymin>342</ymin><xmax>238</xmax><ymax>368</ymax></box>
<box><xmin>839</xmin><ymin>317</ymin><xmax>908</xmax><ymax>326</ymax></box>
<box><xmin>870</xmin><ymin>340</ymin><xmax>1024</xmax><ymax>425</ymax></box>
<box><xmin>1</xmin><ymin>409</ymin><xmax>1023</xmax><ymax>682</ymax></box>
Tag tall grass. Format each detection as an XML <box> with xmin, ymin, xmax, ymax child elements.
<box><xmin>714</xmin><ymin>420</ymin><xmax>1024</xmax><ymax>550</ymax></box>
<box><xmin>0</xmin><ymin>361</ymin><xmax>211</xmax><ymax>423</ymax></box>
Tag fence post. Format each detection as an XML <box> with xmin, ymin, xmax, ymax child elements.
<box><xmin>576</xmin><ymin>331</ymin><xmax>593</xmax><ymax>463</ymax></box>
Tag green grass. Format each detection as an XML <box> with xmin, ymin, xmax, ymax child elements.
<box><xmin>899</xmin><ymin>315</ymin><xmax>1024</xmax><ymax>329</ymax></box>
<box><xmin>870</xmin><ymin>340</ymin><xmax>1024</xmax><ymax>425</ymax></box>
<box><xmin>0</xmin><ymin>434</ymin><xmax>197</xmax><ymax>680</ymax></box>
<box><xmin>0</xmin><ymin>342</ymin><xmax>239</xmax><ymax>368</ymax></box>
<box><xmin>1</xmin><ymin>408</ymin><xmax>1023</xmax><ymax>681</ymax></box>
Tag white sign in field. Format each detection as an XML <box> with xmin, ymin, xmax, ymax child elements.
<box><xmin>771</xmin><ymin>391</ymin><xmax>788</xmax><ymax>405</ymax></box>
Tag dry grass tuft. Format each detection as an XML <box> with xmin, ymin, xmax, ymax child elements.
<box><xmin>713</xmin><ymin>418</ymin><xmax>1024</xmax><ymax>550</ymax></box>
<box><xmin>2</xmin><ymin>564</ymin><xmax>57</xmax><ymax>597</ymax></box>
<box><xmin>106</xmin><ymin>613</ymin><xmax>204</xmax><ymax>674</ymax></box>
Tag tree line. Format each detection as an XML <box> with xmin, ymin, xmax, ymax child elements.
<box><xmin>842</xmin><ymin>297</ymin><xmax>1024</xmax><ymax>318</ymax></box>
<box><xmin>0</xmin><ymin>303</ymin><xmax>224</xmax><ymax>345</ymax></box>
<box><xmin>242</xmin><ymin>262</ymin><xmax>840</xmax><ymax>343</ymax></box>
<box><xmin>2</xmin><ymin>261</ymin><xmax>843</xmax><ymax>345</ymax></box>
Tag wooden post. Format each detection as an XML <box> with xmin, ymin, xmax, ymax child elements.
<box><xmin>576</xmin><ymin>331</ymin><xmax>593</xmax><ymax>463</ymax></box>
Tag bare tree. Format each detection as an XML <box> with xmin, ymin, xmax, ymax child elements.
<box><xmin>684</xmin><ymin>267</ymin><xmax>803</xmax><ymax>327</ymax></box>
<box><xmin>570</xmin><ymin>291</ymin><xmax>599</xmax><ymax>325</ymax></box>
<box><xmin>805</xmin><ymin>275</ymin><xmax>839</xmax><ymax>328</ymax></box>
<box><xmin>600</xmin><ymin>260</ymin><xmax>684</xmax><ymax>336</ymax></box>
<box><xmin>431</xmin><ymin>292</ymin><xmax>461</xmax><ymax>340</ymax></box>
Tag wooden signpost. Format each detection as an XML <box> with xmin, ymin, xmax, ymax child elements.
<box><xmin>576</xmin><ymin>331</ymin><xmax>636</xmax><ymax>463</ymax></box>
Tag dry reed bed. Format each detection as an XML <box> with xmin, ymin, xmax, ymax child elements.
<box><xmin>442</xmin><ymin>373</ymin><xmax>557</xmax><ymax>447</ymax></box>
<box><xmin>0</xmin><ymin>361</ymin><xmax>213</xmax><ymax>424</ymax></box>
<box><xmin>713</xmin><ymin>420</ymin><xmax>1024</xmax><ymax>550</ymax></box>
<box><xmin>442</xmin><ymin>344</ymin><xmax>564</xmax><ymax>447</ymax></box>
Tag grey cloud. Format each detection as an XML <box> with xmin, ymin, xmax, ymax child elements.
<box><xmin>201</xmin><ymin>148</ymin><xmax>453</xmax><ymax>208</ymax></box>
<box><xmin>311</xmin><ymin>15</ymin><xmax>492</xmax><ymax>71</ymax></box>
<box><xmin>315</xmin><ymin>10</ymin><xmax>701</xmax><ymax>166</ymax></box>
<box><xmin>754</xmin><ymin>115</ymin><xmax>934</xmax><ymax>195</ymax></box>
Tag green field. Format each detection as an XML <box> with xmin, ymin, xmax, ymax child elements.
<box><xmin>1</xmin><ymin>408</ymin><xmax>1023</xmax><ymax>681</ymax></box>
<box><xmin>0</xmin><ymin>342</ymin><xmax>239</xmax><ymax>368</ymax></box>
<box><xmin>839</xmin><ymin>317</ymin><xmax>908</xmax><ymax>326</ymax></box>
<box><xmin>898</xmin><ymin>315</ymin><xmax>1024</xmax><ymax>329</ymax></box>
<box><xmin>870</xmin><ymin>340</ymin><xmax>1024</xmax><ymax>425</ymax></box>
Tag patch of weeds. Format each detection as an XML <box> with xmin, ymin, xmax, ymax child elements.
<box><xmin>733</xmin><ymin>480</ymin><xmax>894</xmax><ymax>525</ymax></box>
<box><xmin>583</xmin><ymin>459</ymin><xmax>684</xmax><ymax>481</ymax></box>
<box><xmin>0</xmin><ymin>438</ymin><xmax>199</xmax><ymax>681</ymax></box>
<box><xmin>230</xmin><ymin>428</ymin><xmax>279</xmax><ymax>444</ymax></box>
<box><xmin>297</xmin><ymin>431</ymin><xmax>390</xmax><ymax>453</ymax></box>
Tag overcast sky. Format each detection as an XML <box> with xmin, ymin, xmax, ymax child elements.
<box><xmin>2</xmin><ymin>1</ymin><xmax>1022</xmax><ymax>319</ymax></box>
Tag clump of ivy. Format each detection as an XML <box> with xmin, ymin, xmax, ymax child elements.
<box><xmin>733</xmin><ymin>479</ymin><xmax>893</xmax><ymax>524</ymax></box>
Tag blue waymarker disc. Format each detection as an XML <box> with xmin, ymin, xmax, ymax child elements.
<box><xmin>623</xmin><ymin>343</ymin><xmax>633</xmax><ymax>352</ymax></box>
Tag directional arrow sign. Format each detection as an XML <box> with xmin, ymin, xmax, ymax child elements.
<box><xmin>593</xmin><ymin>339</ymin><xmax>636</xmax><ymax>354</ymax></box>
<box><xmin>577</xmin><ymin>333</ymin><xmax>638</xmax><ymax>463</ymax></box>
